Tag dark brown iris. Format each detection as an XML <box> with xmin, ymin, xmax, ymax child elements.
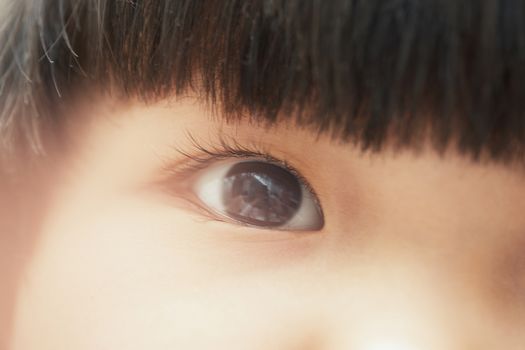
<box><xmin>222</xmin><ymin>161</ymin><xmax>302</xmax><ymax>227</ymax></box>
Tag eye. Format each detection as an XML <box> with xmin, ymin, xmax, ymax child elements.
<box><xmin>192</xmin><ymin>159</ymin><xmax>324</xmax><ymax>231</ymax></box>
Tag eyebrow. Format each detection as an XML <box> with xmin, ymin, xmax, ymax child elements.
<box><xmin>1</xmin><ymin>0</ymin><xmax>525</xmax><ymax>164</ymax></box>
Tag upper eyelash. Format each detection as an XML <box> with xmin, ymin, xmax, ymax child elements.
<box><xmin>167</xmin><ymin>131</ymin><xmax>321</xmax><ymax>205</ymax></box>
<box><xmin>179</xmin><ymin>131</ymin><xmax>275</xmax><ymax>163</ymax></box>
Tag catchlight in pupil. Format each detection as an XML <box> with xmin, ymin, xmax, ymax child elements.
<box><xmin>221</xmin><ymin>161</ymin><xmax>302</xmax><ymax>227</ymax></box>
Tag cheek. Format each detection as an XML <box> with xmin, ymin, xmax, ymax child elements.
<box><xmin>10</xmin><ymin>193</ymin><xmax>326</xmax><ymax>350</ymax></box>
<box><xmin>11</xmin><ymin>180</ymin><xmax>525</xmax><ymax>349</ymax></box>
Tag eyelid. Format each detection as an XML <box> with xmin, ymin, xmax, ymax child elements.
<box><xmin>164</xmin><ymin>133</ymin><xmax>321</xmax><ymax>206</ymax></box>
<box><xmin>154</xmin><ymin>134</ymin><xmax>325</xmax><ymax>231</ymax></box>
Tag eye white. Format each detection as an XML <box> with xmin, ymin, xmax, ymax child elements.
<box><xmin>192</xmin><ymin>158</ymin><xmax>324</xmax><ymax>231</ymax></box>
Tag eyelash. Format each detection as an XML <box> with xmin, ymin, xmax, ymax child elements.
<box><xmin>154</xmin><ymin>131</ymin><xmax>323</xmax><ymax>227</ymax></box>
<box><xmin>165</xmin><ymin>132</ymin><xmax>318</xmax><ymax>197</ymax></box>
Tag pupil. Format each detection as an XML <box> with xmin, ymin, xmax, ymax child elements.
<box><xmin>222</xmin><ymin>161</ymin><xmax>302</xmax><ymax>227</ymax></box>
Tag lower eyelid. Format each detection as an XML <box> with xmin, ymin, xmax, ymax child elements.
<box><xmin>149</xmin><ymin>185</ymin><xmax>319</xmax><ymax>238</ymax></box>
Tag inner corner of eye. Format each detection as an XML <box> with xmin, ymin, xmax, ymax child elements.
<box><xmin>191</xmin><ymin>158</ymin><xmax>324</xmax><ymax>231</ymax></box>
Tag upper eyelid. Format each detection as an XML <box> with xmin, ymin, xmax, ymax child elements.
<box><xmin>167</xmin><ymin>132</ymin><xmax>321</xmax><ymax>204</ymax></box>
<box><xmin>150</xmin><ymin>133</ymin><xmax>325</xmax><ymax>225</ymax></box>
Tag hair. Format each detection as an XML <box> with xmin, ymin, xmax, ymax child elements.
<box><xmin>1</xmin><ymin>0</ymin><xmax>525</xmax><ymax>168</ymax></box>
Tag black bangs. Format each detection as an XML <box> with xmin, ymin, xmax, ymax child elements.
<box><xmin>1</xmin><ymin>0</ymin><xmax>525</xmax><ymax>162</ymax></box>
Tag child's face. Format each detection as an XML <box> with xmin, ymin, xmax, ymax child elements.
<box><xmin>10</xmin><ymin>96</ymin><xmax>525</xmax><ymax>349</ymax></box>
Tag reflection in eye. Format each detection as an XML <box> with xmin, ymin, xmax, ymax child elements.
<box><xmin>193</xmin><ymin>159</ymin><xmax>324</xmax><ymax>231</ymax></box>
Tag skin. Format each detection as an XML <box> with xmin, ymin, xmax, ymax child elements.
<box><xmin>7</xmin><ymin>95</ymin><xmax>525</xmax><ymax>349</ymax></box>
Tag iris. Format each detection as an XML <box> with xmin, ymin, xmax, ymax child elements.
<box><xmin>222</xmin><ymin>161</ymin><xmax>302</xmax><ymax>227</ymax></box>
